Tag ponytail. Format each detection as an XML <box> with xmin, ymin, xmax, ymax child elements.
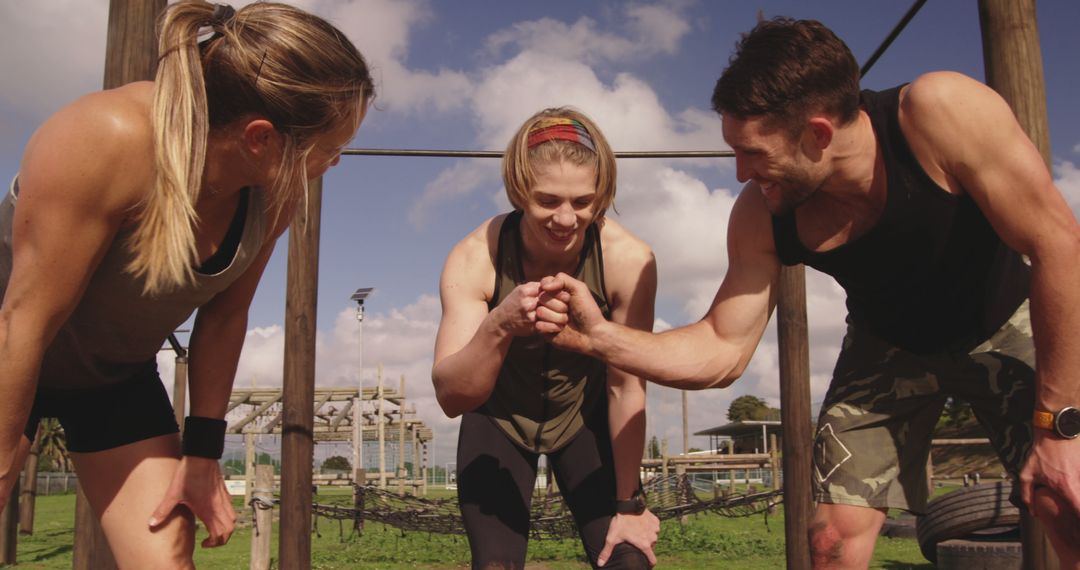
<box><xmin>127</xmin><ymin>1</ymin><xmax>217</xmax><ymax>295</ymax></box>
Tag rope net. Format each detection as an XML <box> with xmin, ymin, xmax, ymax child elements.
<box><xmin>302</xmin><ymin>474</ymin><xmax>782</xmax><ymax>540</ymax></box>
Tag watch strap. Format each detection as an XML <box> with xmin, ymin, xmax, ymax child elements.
<box><xmin>1033</xmin><ymin>410</ymin><xmax>1055</xmax><ymax>431</ymax></box>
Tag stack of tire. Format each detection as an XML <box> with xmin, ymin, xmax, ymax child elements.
<box><xmin>915</xmin><ymin>482</ymin><xmax>1022</xmax><ymax>569</ymax></box>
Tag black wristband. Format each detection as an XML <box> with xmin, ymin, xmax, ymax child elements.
<box><xmin>614</xmin><ymin>488</ymin><xmax>647</xmax><ymax>515</ymax></box>
<box><xmin>182</xmin><ymin>416</ymin><xmax>227</xmax><ymax>459</ymax></box>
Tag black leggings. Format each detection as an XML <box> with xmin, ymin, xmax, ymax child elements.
<box><xmin>456</xmin><ymin>410</ymin><xmax>651</xmax><ymax>569</ymax></box>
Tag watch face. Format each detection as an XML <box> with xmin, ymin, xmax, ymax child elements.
<box><xmin>1056</xmin><ymin>407</ymin><xmax>1080</xmax><ymax>439</ymax></box>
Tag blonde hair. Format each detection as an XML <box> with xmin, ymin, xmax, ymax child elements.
<box><xmin>501</xmin><ymin>107</ymin><xmax>616</xmax><ymax>223</ymax></box>
<box><xmin>129</xmin><ymin>1</ymin><xmax>374</xmax><ymax>294</ymax></box>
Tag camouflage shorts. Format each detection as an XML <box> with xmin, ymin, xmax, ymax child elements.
<box><xmin>812</xmin><ymin>300</ymin><xmax>1035</xmax><ymax>514</ymax></box>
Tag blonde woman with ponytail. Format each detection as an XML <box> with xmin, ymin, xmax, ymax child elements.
<box><xmin>0</xmin><ymin>2</ymin><xmax>374</xmax><ymax>566</ymax></box>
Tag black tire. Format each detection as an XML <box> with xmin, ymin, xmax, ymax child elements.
<box><xmin>935</xmin><ymin>539</ymin><xmax>1022</xmax><ymax>570</ymax></box>
<box><xmin>915</xmin><ymin>482</ymin><xmax>1021</xmax><ymax>563</ymax></box>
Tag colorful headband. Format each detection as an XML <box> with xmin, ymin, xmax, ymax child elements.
<box><xmin>526</xmin><ymin>118</ymin><xmax>596</xmax><ymax>153</ymax></box>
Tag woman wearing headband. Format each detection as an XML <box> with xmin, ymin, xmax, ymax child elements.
<box><xmin>433</xmin><ymin>107</ymin><xmax>660</xmax><ymax>568</ymax></box>
<box><xmin>0</xmin><ymin>1</ymin><xmax>373</xmax><ymax>566</ymax></box>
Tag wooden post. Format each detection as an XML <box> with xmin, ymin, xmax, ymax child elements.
<box><xmin>978</xmin><ymin>3</ymin><xmax>1057</xmax><ymax>569</ymax></box>
<box><xmin>18</xmin><ymin>423</ymin><xmax>43</xmax><ymax>535</ymax></box>
<box><xmin>377</xmin><ymin>366</ymin><xmax>386</xmax><ymax>488</ymax></box>
<box><xmin>279</xmin><ymin>177</ymin><xmax>322</xmax><ymax>570</ymax></box>
<box><xmin>421</xmin><ymin>442</ymin><xmax>429</xmax><ymax>497</ymax></box>
<box><xmin>72</xmin><ymin>483</ymin><xmax>117</xmax><ymax>570</ymax></box>
<box><xmin>398</xmin><ymin>375</ymin><xmax>407</xmax><ymax>495</ymax></box>
<box><xmin>978</xmin><ymin>0</ymin><xmax>1051</xmax><ymax>165</ymax></box>
<box><xmin>250</xmin><ymin>465</ymin><xmax>273</xmax><ymax>570</ymax></box>
<box><xmin>770</xmin><ymin>434</ymin><xmax>781</xmax><ymax>491</ymax></box>
<box><xmin>681</xmin><ymin>390</ymin><xmax>689</xmax><ymax>455</ymax></box>
<box><xmin>353</xmin><ymin>468</ymin><xmax>366</xmax><ymax>532</ymax></box>
<box><xmin>103</xmin><ymin>0</ymin><xmax>166</xmax><ymax>90</ymax></box>
<box><xmin>675</xmin><ymin>464</ymin><xmax>688</xmax><ymax>527</ymax></box>
<box><xmin>244</xmin><ymin>432</ymin><xmax>256</xmax><ymax>509</ymax></box>
<box><xmin>777</xmin><ymin>264</ymin><xmax>812</xmax><ymax>570</ymax></box>
<box><xmin>660</xmin><ymin>440</ymin><xmax>669</xmax><ymax>479</ymax></box>
<box><xmin>70</xmin><ymin>4</ymin><xmax>163</xmax><ymax>565</ymax></box>
<box><xmin>411</xmin><ymin>424</ymin><xmax>419</xmax><ymax>494</ymax></box>
<box><xmin>1</xmin><ymin>479</ymin><xmax>18</xmax><ymax>564</ymax></box>
<box><xmin>70</xmin><ymin>2</ymin><xmax>165</xmax><ymax>565</ymax></box>
<box><xmin>173</xmin><ymin>354</ymin><xmax>188</xmax><ymax>432</ymax></box>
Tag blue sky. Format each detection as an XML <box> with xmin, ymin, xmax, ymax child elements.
<box><xmin>2</xmin><ymin>1</ymin><xmax>1079</xmax><ymax>469</ymax></box>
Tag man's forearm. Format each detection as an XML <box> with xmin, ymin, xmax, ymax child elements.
<box><xmin>592</xmin><ymin>320</ymin><xmax>741</xmax><ymax>389</ymax></box>
<box><xmin>1028</xmin><ymin>248</ymin><xmax>1080</xmax><ymax>410</ymax></box>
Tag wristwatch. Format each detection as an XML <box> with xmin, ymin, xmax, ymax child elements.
<box><xmin>1033</xmin><ymin>406</ymin><xmax>1080</xmax><ymax>439</ymax></box>
<box><xmin>614</xmin><ymin>490</ymin><xmax>647</xmax><ymax>515</ymax></box>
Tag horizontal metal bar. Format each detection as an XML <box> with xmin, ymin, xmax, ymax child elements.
<box><xmin>342</xmin><ymin>148</ymin><xmax>734</xmax><ymax>159</ymax></box>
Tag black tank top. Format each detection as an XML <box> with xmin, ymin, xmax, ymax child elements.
<box><xmin>772</xmin><ymin>86</ymin><xmax>1029</xmax><ymax>354</ymax></box>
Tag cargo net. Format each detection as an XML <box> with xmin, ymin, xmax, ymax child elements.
<box><xmin>305</xmin><ymin>474</ymin><xmax>782</xmax><ymax>540</ymax></box>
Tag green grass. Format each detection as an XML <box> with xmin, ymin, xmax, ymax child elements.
<box><xmin>6</xmin><ymin>488</ymin><xmax>934</xmax><ymax>569</ymax></box>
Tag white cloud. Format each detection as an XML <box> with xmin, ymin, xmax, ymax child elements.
<box><xmin>409</xmin><ymin>159</ymin><xmax>500</xmax><ymax>226</ymax></box>
<box><xmin>615</xmin><ymin>165</ymin><xmax>734</xmax><ymax>318</ymax></box>
<box><xmin>1054</xmin><ymin>159</ymin><xmax>1080</xmax><ymax>218</ymax></box>
<box><xmin>485</xmin><ymin>4</ymin><xmax>690</xmax><ymax>64</ymax></box>
<box><xmin>312</xmin><ymin>0</ymin><xmax>473</xmax><ymax>115</ymax></box>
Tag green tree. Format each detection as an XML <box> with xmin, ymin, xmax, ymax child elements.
<box><xmin>255</xmin><ymin>452</ymin><xmax>281</xmax><ymax>474</ymax></box>
<box><xmin>939</xmin><ymin>397</ymin><xmax>977</xmax><ymax>430</ymax></box>
<box><xmin>222</xmin><ymin>459</ymin><xmax>245</xmax><ymax>476</ymax></box>
<box><xmin>37</xmin><ymin>418</ymin><xmax>70</xmax><ymax>472</ymax></box>
<box><xmin>647</xmin><ymin>435</ymin><xmax>661</xmax><ymax>459</ymax></box>
<box><xmin>728</xmin><ymin>395</ymin><xmax>769</xmax><ymax>422</ymax></box>
<box><xmin>321</xmin><ymin>455</ymin><xmax>352</xmax><ymax>471</ymax></box>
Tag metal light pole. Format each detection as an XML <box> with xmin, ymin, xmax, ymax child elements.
<box><xmin>350</xmin><ymin>288</ymin><xmax>373</xmax><ymax>477</ymax></box>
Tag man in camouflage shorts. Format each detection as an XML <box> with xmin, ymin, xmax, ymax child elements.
<box><xmin>539</xmin><ymin>17</ymin><xmax>1080</xmax><ymax>568</ymax></box>
<box><xmin>814</xmin><ymin>301</ymin><xmax>1035</xmax><ymax>513</ymax></box>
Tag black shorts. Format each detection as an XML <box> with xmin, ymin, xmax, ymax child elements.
<box><xmin>23</xmin><ymin>361</ymin><xmax>180</xmax><ymax>453</ymax></box>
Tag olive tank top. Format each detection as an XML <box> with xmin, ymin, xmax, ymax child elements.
<box><xmin>480</xmin><ymin>210</ymin><xmax>612</xmax><ymax>453</ymax></box>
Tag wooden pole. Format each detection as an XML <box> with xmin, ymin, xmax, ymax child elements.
<box><xmin>173</xmin><ymin>354</ymin><xmax>188</xmax><ymax>432</ymax></box>
<box><xmin>250</xmin><ymin>464</ymin><xmax>273</xmax><ymax>570</ymax></box>
<box><xmin>377</xmin><ymin>365</ymin><xmax>386</xmax><ymax>488</ymax></box>
<box><xmin>1</xmin><ymin>479</ymin><xmax>17</xmax><ymax>564</ymax></box>
<box><xmin>244</xmin><ymin>432</ymin><xmax>255</xmax><ymax>508</ymax></box>
<box><xmin>398</xmin><ymin>375</ymin><xmax>406</xmax><ymax>496</ymax></box>
<box><xmin>777</xmin><ymin>264</ymin><xmax>812</xmax><ymax>570</ymax></box>
<box><xmin>675</xmin><ymin>464</ymin><xmax>688</xmax><ymax>527</ymax></box>
<box><xmin>103</xmin><ymin>0</ymin><xmax>165</xmax><ymax>90</ymax></box>
<box><xmin>421</xmin><ymin>442</ymin><xmax>429</xmax><ymax>497</ymax></box>
<box><xmin>71</xmin><ymin>2</ymin><xmax>165</xmax><ymax>564</ymax></box>
<box><xmin>978</xmin><ymin>0</ymin><xmax>1051</xmax><ymax>167</ymax></box>
<box><xmin>770</xmin><ymin>433</ymin><xmax>780</xmax><ymax>491</ymax></box>
<box><xmin>977</xmin><ymin>3</ymin><xmax>1057</xmax><ymax>569</ymax></box>
<box><xmin>278</xmin><ymin>177</ymin><xmax>322</xmax><ymax>570</ymax></box>
<box><xmin>681</xmin><ymin>390</ymin><xmax>689</xmax><ymax>455</ymax></box>
<box><xmin>411</xmin><ymin>423</ymin><xmax>420</xmax><ymax>495</ymax></box>
<box><xmin>18</xmin><ymin>423</ymin><xmax>43</xmax><ymax>535</ymax></box>
<box><xmin>72</xmin><ymin>482</ymin><xmax>117</xmax><ymax>570</ymax></box>
<box><xmin>353</xmin><ymin>468</ymin><xmax>367</xmax><ymax>532</ymax></box>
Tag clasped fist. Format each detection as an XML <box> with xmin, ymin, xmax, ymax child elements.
<box><xmin>495</xmin><ymin>281</ymin><xmax>571</xmax><ymax>337</ymax></box>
